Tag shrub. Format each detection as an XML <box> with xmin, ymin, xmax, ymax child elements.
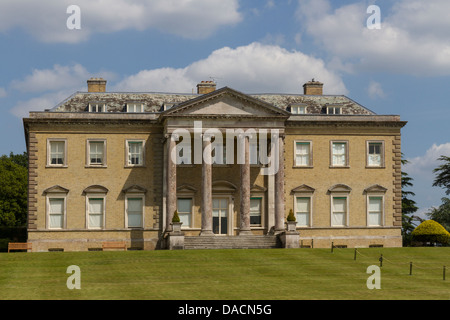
<box><xmin>172</xmin><ymin>210</ymin><xmax>180</xmax><ymax>223</ymax></box>
<box><xmin>411</xmin><ymin>220</ymin><xmax>450</xmax><ymax>245</ymax></box>
<box><xmin>287</xmin><ymin>209</ymin><xmax>296</xmax><ymax>222</ymax></box>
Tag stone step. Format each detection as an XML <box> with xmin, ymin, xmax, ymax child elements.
<box><xmin>184</xmin><ymin>235</ymin><xmax>280</xmax><ymax>250</ymax></box>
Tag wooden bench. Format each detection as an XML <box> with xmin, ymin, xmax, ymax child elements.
<box><xmin>102</xmin><ymin>241</ymin><xmax>127</xmax><ymax>251</ymax></box>
<box><xmin>8</xmin><ymin>242</ymin><xmax>32</xmax><ymax>253</ymax></box>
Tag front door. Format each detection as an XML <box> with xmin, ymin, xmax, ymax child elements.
<box><xmin>213</xmin><ymin>198</ymin><xmax>228</xmax><ymax>235</ymax></box>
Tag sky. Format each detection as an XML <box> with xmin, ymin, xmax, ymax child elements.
<box><xmin>0</xmin><ymin>0</ymin><xmax>449</xmax><ymax>219</ymax></box>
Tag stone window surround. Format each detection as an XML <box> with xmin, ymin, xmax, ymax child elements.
<box><xmin>46</xmin><ymin>138</ymin><xmax>68</xmax><ymax>168</ymax></box>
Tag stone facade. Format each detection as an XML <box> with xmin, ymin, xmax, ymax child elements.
<box><xmin>23</xmin><ymin>79</ymin><xmax>407</xmax><ymax>251</ymax></box>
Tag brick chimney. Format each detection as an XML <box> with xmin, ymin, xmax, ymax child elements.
<box><xmin>197</xmin><ymin>81</ymin><xmax>216</xmax><ymax>94</ymax></box>
<box><xmin>303</xmin><ymin>79</ymin><xmax>323</xmax><ymax>95</ymax></box>
<box><xmin>87</xmin><ymin>78</ymin><xmax>107</xmax><ymax>92</ymax></box>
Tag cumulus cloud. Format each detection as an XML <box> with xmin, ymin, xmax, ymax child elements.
<box><xmin>0</xmin><ymin>88</ymin><xmax>7</xmax><ymax>98</ymax></box>
<box><xmin>115</xmin><ymin>42</ymin><xmax>347</xmax><ymax>94</ymax></box>
<box><xmin>10</xmin><ymin>90</ymin><xmax>74</xmax><ymax>119</ymax></box>
<box><xmin>404</xmin><ymin>143</ymin><xmax>450</xmax><ymax>178</ymax></box>
<box><xmin>296</xmin><ymin>0</ymin><xmax>450</xmax><ymax>76</ymax></box>
<box><xmin>367</xmin><ymin>81</ymin><xmax>385</xmax><ymax>99</ymax></box>
<box><xmin>0</xmin><ymin>0</ymin><xmax>242</xmax><ymax>43</ymax></box>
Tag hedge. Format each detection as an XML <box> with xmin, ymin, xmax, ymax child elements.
<box><xmin>411</xmin><ymin>220</ymin><xmax>450</xmax><ymax>245</ymax></box>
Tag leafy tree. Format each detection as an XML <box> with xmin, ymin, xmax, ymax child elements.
<box><xmin>433</xmin><ymin>155</ymin><xmax>450</xmax><ymax>195</ymax></box>
<box><xmin>427</xmin><ymin>198</ymin><xmax>450</xmax><ymax>232</ymax></box>
<box><xmin>411</xmin><ymin>220</ymin><xmax>450</xmax><ymax>246</ymax></box>
<box><xmin>401</xmin><ymin>156</ymin><xmax>419</xmax><ymax>246</ymax></box>
<box><xmin>0</xmin><ymin>153</ymin><xmax>28</xmax><ymax>226</ymax></box>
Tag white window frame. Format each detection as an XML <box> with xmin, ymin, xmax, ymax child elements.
<box><xmin>125</xmin><ymin>140</ymin><xmax>145</xmax><ymax>167</ymax></box>
<box><xmin>327</xmin><ymin>106</ymin><xmax>342</xmax><ymax>115</ymax></box>
<box><xmin>86</xmin><ymin>139</ymin><xmax>107</xmax><ymax>167</ymax></box>
<box><xmin>291</xmin><ymin>105</ymin><xmax>307</xmax><ymax>114</ymax></box>
<box><xmin>367</xmin><ymin>195</ymin><xmax>385</xmax><ymax>227</ymax></box>
<box><xmin>366</xmin><ymin>141</ymin><xmax>385</xmax><ymax>168</ymax></box>
<box><xmin>86</xmin><ymin>194</ymin><xmax>106</xmax><ymax>229</ymax></box>
<box><xmin>127</xmin><ymin>103</ymin><xmax>144</xmax><ymax>113</ymax></box>
<box><xmin>89</xmin><ymin>103</ymin><xmax>106</xmax><ymax>113</ymax></box>
<box><xmin>47</xmin><ymin>138</ymin><xmax>67</xmax><ymax>167</ymax></box>
<box><xmin>250</xmin><ymin>196</ymin><xmax>264</xmax><ymax>227</ymax></box>
<box><xmin>125</xmin><ymin>194</ymin><xmax>145</xmax><ymax>228</ymax></box>
<box><xmin>294</xmin><ymin>196</ymin><xmax>312</xmax><ymax>227</ymax></box>
<box><xmin>330</xmin><ymin>141</ymin><xmax>349</xmax><ymax>167</ymax></box>
<box><xmin>330</xmin><ymin>195</ymin><xmax>349</xmax><ymax>227</ymax></box>
<box><xmin>294</xmin><ymin>140</ymin><xmax>312</xmax><ymax>167</ymax></box>
<box><xmin>177</xmin><ymin>197</ymin><xmax>194</xmax><ymax>229</ymax></box>
<box><xmin>46</xmin><ymin>196</ymin><xmax>67</xmax><ymax>229</ymax></box>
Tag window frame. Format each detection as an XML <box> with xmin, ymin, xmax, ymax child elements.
<box><xmin>47</xmin><ymin>138</ymin><xmax>68</xmax><ymax>167</ymax></box>
<box><xmin>126</xmin><ymin>102</ymin><xmax>144</xmax><ymax>113</ymax></box>
<box><xmin>294</xmin><ymin>196</ymin><xmax>312</xmax><ymax>227</ymax></box>
<box><xmin>293</xmin><ymin>140</ymin><xmax>313</xmax><ymax>167</ymax></box>
<box><xmin>89</xmin><ymin>102</ymin><xmax>106</xmax><ymax>113</ymax></box>
<box><xmin>86</xmin><ymin>194</ymin><xmax>106</xmax><ymax>230</ymax></box>
<box><xmin>125</xmin><ymin>194</ymin><xmax>145</xmax><ymax>228</ymax></box>
<box><xmin>366</xmin><ymin>140</ymin><xmax>385</xmax><ymax>168</ymax></box>
<box><xmin>367</xmin><ymin>194</ymin><xmax>385</xmax><ymax>227</ymax></box>
<box><xmin>249</xmin><ymin>196</ymin><xmax>263</xmax><ymax>227</ymax></box>
<box><xmin>46</xmin><ymin>196</ymin><xmax>67</xmax><ymax>229</ymax></box>
<box><xmin>291</xmin><ymin>105</ymin><xmax>307</xmax><ymax>114</ymax></box>
<box><xmin>86</xmin><ymin>139</ymin><xmax>107</xmax><ymax>167</ymax></box>
<box><xmin>330</xmin><ymin>195</ymin><xmax>349</xmax><ymax>227</ymax></box>
<box><xmin>330</xmin><ymin>140</ymin><xmax>349</xmax><ymax>168</ymax></box>
<box><xmin>327</xmin><ymin>106</ymin><xmax>342</xmax><ymax>115</ymax></box>
<box><xmin>125</xmin><ymin>139</ymin><xmax>146</xmax><ymax>167</ymax></box>
<box><xmin>176</xmin><ymin>197</ymin><xmax>194</xmax><ymax>229</ymax></box>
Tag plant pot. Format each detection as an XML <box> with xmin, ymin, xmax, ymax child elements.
<box><xmin>286</xmin><ymin>221</ymin><xmax>297</xmax><ymax>232</ymax></box>
<box><xmin>171</xmin><ymin>222</ymin><xmax>183</xmax><ymax>233</ymax></box>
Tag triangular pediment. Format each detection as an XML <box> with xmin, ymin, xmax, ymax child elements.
<box><xmin>291</xmin><ymin>184</ymin><xmax>315</xmax><ymax>194</ymax></box>
<box><xmin>161</xmin><ymin>87</ymin><xmax>290</xmax><ymax>118</ymax></box>
<box><xmin>43</xmin><ymin>185</ymin><xmax>69</xmax><ymax>194</ymax></box>
<box><xmin>364</xmin><ymin>184</ymin><xmax>388</xmax><ymax>193</ymax></box>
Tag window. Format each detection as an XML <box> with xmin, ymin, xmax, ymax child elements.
<box><xmin>368</xmin><ymin>196</ymin><xmax>383</xmax><ymax>226</ymax></box>
<box><xmin>87</xmin><ymin>140</ymin><xmax>106</xmax><ymax>166</ymax></box>
<box><xmin>291</xmin><ymin>105</ymin><xmax>307</xmax><ymax>114</ymax></box>
<box><xmin>177</xmin><ymin>198</ymin><xmax>193</xmax><ymax>228</ymax></box>
<box><xmin>295</xmin><ymin>197</ymin><xmax>311</xmax><ymax>227</ymax></box>
<box><xmin>332</xmin><ymin>197</ymin><xmax>347</xmax><ymax>226</ymax></box>
<box><xmin>126</xmin><ymin>140</ymin><xmax>145</xmax><ymax>166</ymax></box>
<box><xmin>87</xmin><ymin>198</ymin><xmax>104</xmax><ymax>229</ymax></box>
<box><xmin>48</xmin><ymin>198</ymin><xmax>65</xmax><ymax>229</ymax></box>
<box><xmin>47</xmin><ymin>139</ymin><xmax>67</xmax><ymax>166</ymax></box>
<box><xmin>127</xmin><ymin>103</ymin><xmax>144</xmax><ymax>113</ymax></box>
<box><xmin>89</xmin><ymin>103</ymin><xmax>106</xmax><ymax>112</ymax></box>
<box><xmin>367</xmin><ymin>141</ymin><xmax>384</xmax><ymax>167</ymax></box>
<box><xmin>126</xmin><ymin>197</ymin><xmax>143</xmax><ymax>228</ymax></box>
<box><xmin>331</xmin><ymin>141</ymin><xmax>348</xmax><ymax>167</ymax></box>
<box><xmin>250</xmin><ymin>197</ymin><xmax>262</xmax><ymax>225</ymax></box>
<box><xmin>295</xmin><ymin>141</ymin><xmax>311</xmax><ymax>167</ymax></box>
<box><xmin>327</xmin><ymin>106</ymin><xmax>341</xmax><ymax>114</ymax></box>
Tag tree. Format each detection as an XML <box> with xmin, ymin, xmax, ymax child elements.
<box><xmin>411</xmin><ymin>220</ymin><xmax>450</xmax><ymax>246</ymax></box>
<box><xmin>427</xmin><ymin>198</ymin><xmax>450</xmax><ymax>232</ymax></box>
<box><xmin>432</xmin><ymin>155</ymin><xmax>450</xmax><ymax>195</ymax></box>
<box><xmin>0</xmin><ymin>153</ymin><xmax>28</xmax><ymax>226</ymax></box>
<box><xmin>401</xmin><ymin>156</ymin><xmax>419</xmax><ymax>246</ymax></box>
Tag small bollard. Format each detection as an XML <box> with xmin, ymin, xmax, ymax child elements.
<box><xmin>379</xmin><ymin>254</ymin><xmax>383</xmax><ymax>267</ymax></box>
<box><xmin>409</xmin><ymin>262</ymin><xmax>413</xmax><ymax>276</ymax></box>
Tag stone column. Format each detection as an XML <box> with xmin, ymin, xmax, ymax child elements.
<box><xmin>274</xmin><ymin>134</ymin><xmax>285</xmax><ymax>233</ymax></box>
<box><xmin>239</xmin><ymin>134</ymin><xmax>251</xmax><ymax>235</ymax></box>
<box><xmin>166</xmin><ymin>133</ymin><xmax>177</xmax><ymax>233</ymax></box>
<box><xmin>200</xmin><ymin>134</ymin><xmax>213</xmax><ymax>236</ymax></box>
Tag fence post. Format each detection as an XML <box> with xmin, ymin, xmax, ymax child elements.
<box><xmin>379</xmin><ymin>254</ymin><xmax>383</xmax><ymax>267</ymax></box>
<box><xmin>331</xmin><ymin>242</ymin><xmax>334</xmax><ymax>253</ymax></box>
<box><xmin>409</xmin><ymin>262</ymin><xmax>413</xmax><ymax>276</ymax></box>
<box><xmin>354</xmin><ymin>248</ymin><xmax>357</xmax><ymax>261</ymax></box>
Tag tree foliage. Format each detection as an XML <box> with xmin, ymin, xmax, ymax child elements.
<box><xmin>427</xmin><ymin>197</ymin><xmax>450</xmax><ymax>232</ymax></box>
<box><xmin>401</xmin><ymin>156</ymin><xmax>419</xmax><ymax>245</ymax></box>
<box><xmin>433</xmin><ymin>155</ymin><xmax>450</xmax><ymax>195</ymax></box>
<box><xmin>0</xmin><ymin>152</ymin><xmax>28</xmax><ymax>226</ymax></box>
<box><xmin>411</xmin><ymin>220</ymin><xmax>450</xmax><ymax>245</ymax></box>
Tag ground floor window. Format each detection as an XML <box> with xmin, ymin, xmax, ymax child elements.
<box><xmin>87</xmin><ymin>197</ymin><xmax>104</xmax><ymax>229</ymax></box>
<box><xmin>331</xmin><ymin>196</ymin><xmax>347</xmax><ymax>226</ymax></box>
<box><xmin>368</xmin><ymin>196</ymin><xmax>383</xmax><ymax>226</ymax></box>
<box><xmin>250</xmin><ymin>197</ymin><xmax>262</xmax><ymax>226</ymax></box>
<box><xmin>295</xmin><ymin>197</ymin><xmax>311</xmax><ymax>227</ymax></box>
<box><xmin>48</xmin><ymin>198</ymin><xmax>65</xmax><ymax>229</ymax></box>
<box><xmin>177</xmin><ymin>198</ymin><xmax>193</xmax><ymax>228</ymax></box>
<box><xmin>126</xmin><ymin>197</ymin><xmax>143</xmax><ymax>228</ymax></box>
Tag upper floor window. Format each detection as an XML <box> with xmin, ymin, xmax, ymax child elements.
<box><xmin>47</xmin><ymin>139</ymin><xmax>67</xmax><ymax>167</ymax></box>
<box><xmin>331</xmin><ymin>141</ymin><xmax>349</xmax><ymax>167</ymax></box>
<box><xmin>127</xmin><ymin>103</ymin><xmax>144</xmax><ymax>113</ymax></box>
<box><xmin>126</xmin><ymin>140</ymin><xmax>145</xmax><ymax>166</ymax></box>
<box><xmin>291</xmin><ymin>105</ymin><xmax>307</xmax><ymax>114</ymax></box>
<box><xmin>89</xmin><ymin>103</ymin><xmax>106</xmax><ymax>113</ymax></box>
<box><xmin>327</xmin><ymin>106</ymin><xmax>341</xmax><ymax>115</ymax></box>
<box><xmin>367</xmin><ymin>141</ymin><xmax>385</xmax><ymax>167</ymax></box>
<box><xmin>294</xmin><ymin>141</ymin><xmax>312</xmax><ymax>167</ymax></box>
<box><xmin>87</xmin><ymin>139</ymin><xmax>106</xmax><ymax>167</ymax></box>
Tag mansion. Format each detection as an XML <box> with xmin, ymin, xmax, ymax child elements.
<box><xmin>23</xmin><ymin>78</ymin><xmax>406</xmax><ymax>251</ymax></box>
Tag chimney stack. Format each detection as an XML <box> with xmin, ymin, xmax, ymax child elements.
<box><xmin>87</xmin><ymin>78</ymin><xmax>107</xmax><ymax>92</ymax></box>
<box><xmin>197</xmin><ymin>81</ymin><xmax>216</xmax><ymax>94</ymax></box>
<box><xmin>303</xmin><ymin>79</ymin><xmax>323</xmax><ymax>95</ymax></box>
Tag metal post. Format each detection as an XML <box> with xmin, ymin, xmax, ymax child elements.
<box><xmin>354</xmin><ymin>248</ymin><xmax>357</xmax><ymax>261</ymax></box>
<box><xmin>410</xmin><ymin>262</ymin><xmax>413</xmax><ymax>276</ymax></box>
<box><xmin>331</xmin><ymin>242</ymin><xmax>334</xmax><ymax>253</ymax></box>
<box><xmin>379</xmin><ymin>254</ymin><xmax>383</xmax><ymax>267</ymax></box>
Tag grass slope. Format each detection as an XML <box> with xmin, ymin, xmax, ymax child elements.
<box><xmin>1</xmin><ymin>247</ymin><xmax>449</xmax><ymax>300</ymax></box>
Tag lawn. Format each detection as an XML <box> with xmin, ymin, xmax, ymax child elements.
<box><xmin>1</xmin><ymin>247</ymin><xmax>449</xmax><ymax>300</ymax></box>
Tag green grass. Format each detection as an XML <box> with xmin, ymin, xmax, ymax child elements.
<box><xmin>1</xmin><ymin>247</ymin><xmax>450</xmax><ymax>300</ymax></box>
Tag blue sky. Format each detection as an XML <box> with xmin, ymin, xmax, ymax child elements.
<box><xmin>0</xmin><ymin>0</ymin><xmax>449</xmax><ymax>218</ymax></box>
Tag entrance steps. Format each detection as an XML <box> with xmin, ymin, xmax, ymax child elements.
<box><xmin>184</xmin><ymin>235</ymin><xmax>281</xmax><ymax>250</ymax></box>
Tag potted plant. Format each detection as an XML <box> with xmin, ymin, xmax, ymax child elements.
<box><xmin>171</xmin><ymin>210</ymin><xmax>182</xmax><ymax>232</ymax></box>
<box><xmin>286</xmin><ymin>209</ymin><xmax>297</xmax><ymax>232</ymax></box>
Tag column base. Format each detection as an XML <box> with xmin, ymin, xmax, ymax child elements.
<box><xmin>239</xmin><ymin>230</ymin><xmax>253</xmax><ymax>236</ymax></box>
<box><xmin>199</xmin><ymin>230</ymin><xmax>214</xmax><ymax>236</ymax></box>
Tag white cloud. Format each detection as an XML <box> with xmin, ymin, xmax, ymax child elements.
<box><xmin>10</xmin><ymin>90</ymin><xmax>74</xmax><ymax>119</ymax></box>
<box><xmin>114</xmin><ymin>42</ymin><xmax>348</xmax><ymax>94</ymax></box>
<box><xmin>296</xmin><ymin>0</ymin><xmax>450</xmax><ymax>76</ymax></box>
<box><xmin>405</xmin><ymin>143</ymin><xmax>450</xmax><ymax>178</ymax></box>
<box><xmin>0</xmin><ymin>0</ymin><xmax>242</xmax><ymax>43</ymax></box>
<box><xmin>367</xmin><ymin>81</ymin><xmax>385</xmax><ymax>99</ymax></box>
<box><xmin>0</xmin><ymin>87</ymin><xmax>7</xmax><ymax>98</ymax></box>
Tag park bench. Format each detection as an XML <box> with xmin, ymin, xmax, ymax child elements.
<box><xmin>8</xmin><ymin>242</ymin><xmax>32</xmax><ymax>253</ymax></box>
<box><xmin>102</xmin><ymin>241</ymin><xmax>127</xmax><ymax>251</ymax></box>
